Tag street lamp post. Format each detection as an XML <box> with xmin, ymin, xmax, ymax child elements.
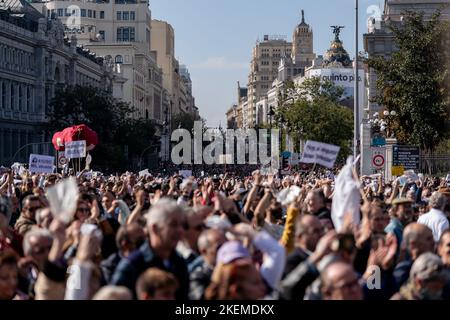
<box><xmin>9</xmin><ymin>141</ymin><xmax>53</xmax><ymax>165</ymax></box>
<box><xmin>354</xmin><ymin>0</ymin><xmax>360</xmax><ymax>163</ymax></box>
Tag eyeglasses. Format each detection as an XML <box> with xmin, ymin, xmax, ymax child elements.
<box><xmin>27</xmin><ymin>206</ymin><xmax>41</xmax><ymax>212</ymax></box>
<box><xmin>77</xmin><ymin>208</ymin><xmax>91</xmax><ymax>213</ymax></box>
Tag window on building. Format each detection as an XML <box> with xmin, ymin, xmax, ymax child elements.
<box><xmin>81</xmin><ymin>9</ymin><xmax>86</xmax><ymax>17</ymax></box>
<box><xmin>115</xmin><ymin>55</ymin><xmax>123</xmax><ymax>64</ymax></box>
<box><xmin>57</xmin><ymin>8</ymin><xmax>63</xmax><ymax>17</ymax></box>
<box><xmin>100</xmin><ymin>11</ymin><xmax>105</xmax><ymax>19</ymax></box>
<box><xmin>88</xmin><ymin>10</ymin><xmax>92</xmax><ymax>18</ymax></box>
<box><xmin>130</xmin><ymin>11</ymin><xmax>135</xmax><ymax>20</ymax></box>
<box><xmin>123</xmin><ymin>11</ymin><xmax>129</xmax><ymax>20</ymax></box>
<box><xmin>117</xmin><ymin>11</ymin><xmax>121</xmax><ymax>20</ymax></box>
<box><xmin>98</xmin><ymin>30</ymin><xmax>105</xmax><ymax>41</ymax></box>
<box><xmin>93</xmin><ymin>11</ymin><xmax>96</xmax><ymax>18</ymax></box>
<box><xmin>117</xmin><ymin>27</ymin><xmax>135</xmax><ymax>42</ymax></box>
<box><xmin>65</xmin><ymin>8</ymin><xmax>70</xmax><ymax>16</ymax></box>
<box><xmin>1</xmin><ymin>82</ymin><xmax>5</xmax><ymax>109</ymax></box>
<box><xmin>18</xmin><ymin>86</ymin><xmax>23</xmax><ymax>111</ymax></box>
<box><xmin>10</xmin><ymin>83</ymin><xmax>14</xmax><ymax>110</ymax></box>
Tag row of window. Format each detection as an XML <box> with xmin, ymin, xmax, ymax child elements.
<box><xmin>117</xmin><ymin>11</ymin><xmax>136</xmax><ymax>21</ymax></box>
<box><xmin>0</xmin><ymin>81</ymin><xmax>33</xmax><ymax>113</ymax></box>
<box><xmin>0</xmin><ymin>45</ymin><xmax>34</xmax><ymax>74</ymax></box>
<box><xmin>53</xmin><ymin>9</ymin><xmax>104</xmax><ymax>19</ymax></box>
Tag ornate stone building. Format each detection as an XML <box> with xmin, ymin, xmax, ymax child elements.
<box><xmin>0</xmin><ymin>0</ymin><xmax>122</xmax><ymax>165</ymax></box>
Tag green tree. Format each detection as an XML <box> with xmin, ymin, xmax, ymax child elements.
<box><xmin>278</xmin><ymin>77</ymin><xmax>353</xmax><ymax>162</ymax></box>
<box><xmin>171</xmin><ymin>112</ymin><xmax>203</xmax><ymax>132</ymax></box>
<box><xmin>367</xmin><ymin>10</ymin><xmax>450</xmax><ymax>153</ymax></box>
<box><xmin>47</xmin><ymin>85</ymin><xmax>157</xmax><ymax>172</ymax></box>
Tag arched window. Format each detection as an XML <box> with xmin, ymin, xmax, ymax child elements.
<box><xmin>115</xmin><ymin>55</ymin><xmax>123</xmax><ymax>64</ymax></box>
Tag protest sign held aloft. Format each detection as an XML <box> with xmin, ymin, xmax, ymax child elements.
<box><xmin>29</xmin><ymin>154</ymin><xmax>55</xmax><ymax>174</ymax></box>
<box><xmin>300</xmin><ymin>140</ymin><xmax>340</xmax><ymax>168</ymax></box>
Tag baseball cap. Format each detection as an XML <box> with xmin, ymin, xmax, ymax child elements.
<box><xmin>216</xmin><ymin>241</ymin><xmax>250</xmax><ymax>265</ymax></box>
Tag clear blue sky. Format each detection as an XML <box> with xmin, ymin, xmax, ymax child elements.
<box><xmin>150</xmin><ymin>0</ymin><xmax>384</xmax><ymax>127</ymax></box>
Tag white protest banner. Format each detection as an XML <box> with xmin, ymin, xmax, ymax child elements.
<box><xmin>179</xmin><ymin>170</ymin><xmax>192</xmax><ymax>179</ymax></box>
<box><xmin>65</xmin><ymin>140</ymin><xmax>86</xmax><ymax>159</ymax></box>
<box><xmin>46</xmin><ymin>177</ymin><xmax>79</xmax><ymax>224</ymax></box>
<box><xmin>331</xmin><ymin>156</ymin><xmax>361</xmax><ymax>232</ymax></box>
<box><xmin>300</xmin><ymin>140</ymin><xmax>340</xmax><ymax>168</ymax></box>
<box><xmin>29</xmin><ymin>154</ymin><xmax>55</xmax><ymax>174</ymax></box>
<box><xmin>139</xmin><ymin>169</ymin><xmax>150</xmax><ymax>177</ymax></box>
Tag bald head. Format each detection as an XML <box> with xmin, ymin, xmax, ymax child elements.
<box><xmin>295</xmin><ymin>214</ymin><xmax>323</xmax><ymax>252</ymax></box>
<box><xmin>321</xmin><ymin>262</ymin><xmax>363</xmax><ymax>300</ymax></box>
<box><xmin>404</xmin><ymin>223</ymin><xmax>434</xmax><ymax>260</ymax></box>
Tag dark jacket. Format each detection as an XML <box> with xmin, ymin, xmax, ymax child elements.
<box><xmin>393</xmin><ymin>259</ymin><xmax>413</xmax><ymax>290</ymax></box>
<box><xmin>101</xmin><ymin>252</ymin><xmax>122</xmax><ymax>284</ymax></box>
<box><xmin>283</xmin><ymin>247</ymin><xmax>310</xmax><ymax>279</ymax></box>
<box><xmin>316</xmin><ymin>207</ymin><xmax>332</xmax><ymax>222</ymax></box>
<box><xmin>110</xmin><ymin>240</ymin><xmax>189</xmax><ymax>300</ymax></box>
<box><xmin>279</xmin><ymin>259</ymin><xmax>320</xmax><ymax>300</ymax></box>
<box><xmin>188</xmin><ymin>258</ymin><xmax>213</xmax><ymax>300</ymax></box>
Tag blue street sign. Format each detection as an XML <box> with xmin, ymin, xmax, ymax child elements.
<box><xmin>372</xmin><ymin>137</ymin><xmax>386</xmax><ymax>146</ymax></box>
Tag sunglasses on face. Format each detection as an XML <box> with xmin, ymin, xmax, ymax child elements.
<box><xmin>77</xmin><ymin>208</ymin><xmax>90</xmax><ymax>213</ymax></box>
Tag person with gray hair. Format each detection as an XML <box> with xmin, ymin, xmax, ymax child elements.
<box><xmin>418</xmin><ymin>192</ymin><xmax>449</xmax><ymax>242</ymax></box>
<box><xmin>92</xmin><ymin>286</ymin><xmax>132</xmax><ymax>300</ymax></box>
<box><xmin>20</xmin><ymin>228</ymin><xmax>53</xmax><ymax>298</ymax></box>
<box><xmin>35</xmin><ymin>208</ymin><xmax>53</xmax><ymax>230</ymax></box>
<box><xmin>176</xmin><ymin>207</ymin><xmax>205</xmax><ymax>266</ymax></box>
<box><xmin>111</xmin><ymin>198</ymin><xmax>189</xmax><ymax>299</ymax></box>
<box><xmin>391</xmin><ymin>253</ymin><xmax>449</xmax><ymax>300</ymax></box>
<box><xmin>188</xmin><ymin>229</ymin><xmax>226</xmax><ymax>300</ymax></box>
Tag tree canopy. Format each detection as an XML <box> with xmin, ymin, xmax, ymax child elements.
<box><xmin>367</xmin><ymin>10</ymin><xmax>450</xmax><ymax>153</ymax></box>
<box><xmin>277</xmin><ymin>77</ymin><xmax>353</xmax><ymax>162</ymax></box>
<box><xmin>47</xmin><ymin>85</ymin><xmax>158</xmax><ymax>171</ymax></box>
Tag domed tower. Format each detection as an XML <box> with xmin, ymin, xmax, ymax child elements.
<box><xmin>323</xmin><ymin>26</ymin><xmax>352</xmax><ymax>68</ymax></box>
<box><xmin>292</xmin><ymin>10</ymin><xmax>315</xmax><ymax>65</ymax></box>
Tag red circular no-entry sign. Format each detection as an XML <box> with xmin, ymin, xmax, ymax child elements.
<box><xmin>372</xmin><ymin>154</ymin><xmax>385</xmax><ymax>168</ymax></box>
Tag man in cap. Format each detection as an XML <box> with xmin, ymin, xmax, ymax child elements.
<box><xmin>385</xmin><ymin>198</ymin><xmax>413</xmax><ymax>248</ymax></box>
<box><xmin>391</xmin><ymin>253</ymin><xmax>449</xmax><ymax>300</ymax></box>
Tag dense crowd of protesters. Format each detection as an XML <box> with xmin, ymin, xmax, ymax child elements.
<box><xmin>0</xmin><ymin>163</ymin><xmax>449</xmax><ymax>300</ymax></box>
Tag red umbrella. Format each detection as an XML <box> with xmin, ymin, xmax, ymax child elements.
<box><xmin>52</xmin><ymin>131</ymin><xmax>65</xmax><ymax>151</ymax></box>
<box><xmin>52</xmin><ymin>124</ymin><xmax>99</xmax><ymax>152</ymax></box>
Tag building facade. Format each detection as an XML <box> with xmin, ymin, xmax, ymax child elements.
<box><xmin>151</xmin><ymin>20</ymin><xmax>197</xmax><ymax>119</ymax></box>
<box><xmin>245</xmin><ymin>36</ymin><xmax>292</xmax><ymax>128</ymax></box>
<box><xmin>31</xmin><ymin>0</ymin><xmax>168</xmax><ymax>124</ymax></box>
<box><xmin>232</xmin><ymin>10</ymin><xmax>316</xmax><ymax>129</ymax></box>
<box><xmin>0</xmin><ymin>0</ymin><xmax>122</xmax><ymax>165</ymax></box>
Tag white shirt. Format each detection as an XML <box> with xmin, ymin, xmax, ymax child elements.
<box><xmin>417</xmin><ymin>208</ymin><xmax>450</xmax><ymax>242</ymax></box>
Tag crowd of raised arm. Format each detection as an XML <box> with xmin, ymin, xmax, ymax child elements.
<box><xmin>0</xmin><ymin>165</ymin><xmax>449</xmax><ymax>300</ymax></box>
